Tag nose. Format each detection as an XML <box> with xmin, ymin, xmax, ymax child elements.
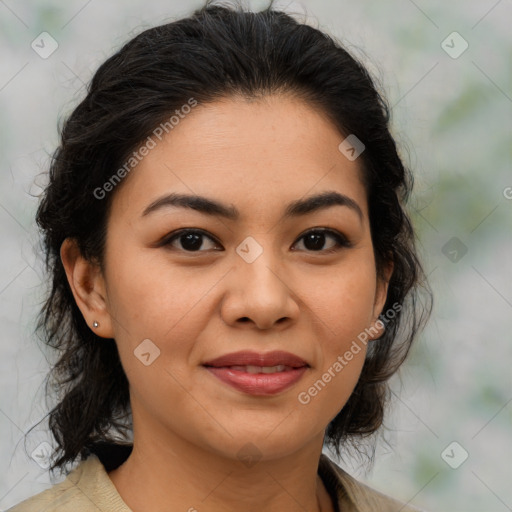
<box><xmin>220</xmin><ymin>243</ymin><xmax>300</xmax><ymax>330</ymax></box>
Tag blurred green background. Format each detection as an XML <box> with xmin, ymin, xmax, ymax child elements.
<box><xmin>1</xmin><ymin>1</ymin><xmax>510</xmax><ymax>511</ymax></box>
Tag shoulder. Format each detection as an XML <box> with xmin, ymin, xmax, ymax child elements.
<box><xmin>6</xmin><ymin>454</ymin><xmax>131</xmax><ymax>512</ymax></box>
<box><xmin>6</xmin><ymin>461</ymin><xmax>89</xmax><ymax>512</ymax></box>
<box><xmin>319</xmin><ymin>453</ymin><xmax>427</xmax><ymax>512</ymax></box>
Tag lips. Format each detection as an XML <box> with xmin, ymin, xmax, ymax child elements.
<box><xmin>202</xmin><ymin>351</ymin><xmax>309</xmax><ymax>396</ymax></box>
<box><xmin>202</xmin><ymin>350</ymin><xmax>309</xmax><ymax>369</ymax></box>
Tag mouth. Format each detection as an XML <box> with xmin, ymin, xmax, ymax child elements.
<box><xmin>202</xmin><ymin>351</ymin><xmax>309</xmax><ymax>396</ymax></box>
<box><xmin>202</xmin><ymin>350</ymin><xmax>309</xmax><ymax>368</ymax></box>
<box><xmin>221</xmin><ymin>364</ymin><xmax>297</xmax><ymax>374</ymax></box>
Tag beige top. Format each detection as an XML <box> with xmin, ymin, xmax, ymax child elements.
<box><xmin>7</xmin><ymin>446</ymin><xmax>425</xmax><ymax>512</ymax></box>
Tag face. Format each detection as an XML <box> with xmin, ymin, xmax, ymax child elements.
<box><xmin>70</xmin><ymin>94</ymin><xmax>391</xmax><ymax>462</ymax></box>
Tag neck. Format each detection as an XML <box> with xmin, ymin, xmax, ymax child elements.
<box><xmin>108</xmin><ymin>430</ymin><xmax>334</xmax><ymax>512</ymax></box>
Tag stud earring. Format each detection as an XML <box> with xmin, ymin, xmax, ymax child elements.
<box><xmin>93</xmin><ymin>321</ymin><xmax>99</xmax><ymax>328</ymax></box>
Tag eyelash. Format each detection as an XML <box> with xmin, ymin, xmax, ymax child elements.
<box><xmin>159</xmin><ymin>228</ymin><xmax>352</xmax><ymax>254</ymax></box>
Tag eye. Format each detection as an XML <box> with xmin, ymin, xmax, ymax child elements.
<box><xmin>160</xmin><ymin>229</ymin><xmax>222</xmax><ymax>252</ymax></box>
<box><xmin>292</xmin><ymin>228</ymin><xmax>352</xmax><ymax>253</ymax></box>
<box><xmin>159</xmin><ymin>227</ymin><xmax>351</xmax><ymax>254</ymax></box>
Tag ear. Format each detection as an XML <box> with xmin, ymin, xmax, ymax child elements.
<box><xmin>60</xmin><ymin>238</ymin><xmax>114</xmax><ymax>339</ymax></box>
<box><xmin>368</xmin><ymin>260</ymin><xmax>394</xmax><ymax>341</ymax></box>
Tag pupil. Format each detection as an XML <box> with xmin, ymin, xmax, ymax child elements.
<box><xmin>182</xmin><ymin>233</ymin><xmax>202</xmax><ymax>251</ymax></box>
<box><xmin>179</xmin><ymin>232</ymin><xmax>327</xmax><ymax>252</ymax></box>
<box><xmin>305</xmin><ymin>233</ymin><xmax>325</xmax><ymax>251</ymax></box>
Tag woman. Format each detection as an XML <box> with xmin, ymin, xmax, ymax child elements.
<box><xmin>9</xmin><ymin>1</ymin><xmax>432</xmax><ymax>510</ymax></box>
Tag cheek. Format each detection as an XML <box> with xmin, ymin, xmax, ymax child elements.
<box><xmin>310</xmin><ymin>258</ymin><xmax>378</xmax><ymax>347</ymax></box>
<box><xmin>296</xmin><ymin>349</ymin><xmax>366</xmax><ymax>430</ymax></box>
<box><xmin>104</xmin><ymin>248</ymin><xmax>248</xmax><ymax>406</ymax></box>
<box><xmin>105</xmin><ymin>245</ymin><xmax>217</xmax><ymax>338</ymax></box>
<box><xmin>301</xmin><ymin>254</ymin><xmax>376</xmax><ymax>413</ymax></box>
<box><xmin>297</xmin><ymin>269</ymin><xmax>373</xmax><ymax>422</ymax></box>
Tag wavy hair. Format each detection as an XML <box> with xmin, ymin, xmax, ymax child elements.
<box><xmin>26</xmin><ymin>0</ymin><xmax>432</xmax><ymax>475</ymax></box>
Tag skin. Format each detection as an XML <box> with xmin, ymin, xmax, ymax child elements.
<box><xmin>61</xmin><ymin>94</ymin><xmax>392</xmax><ymax>512</ymax></box>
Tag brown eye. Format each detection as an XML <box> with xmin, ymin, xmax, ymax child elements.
<box><xmin>293</xmin><ymin>229</ymin><xmax>352</xmax><ymax>253</ymax></box>
<box><xmin>159</xmin><ymin>227</ymin><xmax>351</xmax><ymax>254</ymax></box>
<box><xmin>161</xmin><ymin>229</ymin><xmax>222</xmax><ymax>252</ymax></box>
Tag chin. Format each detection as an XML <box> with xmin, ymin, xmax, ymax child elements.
<box><xmin>201</xmin><ymin>425</ymin><xmax>319</xmax><ymax>463</ymax></box>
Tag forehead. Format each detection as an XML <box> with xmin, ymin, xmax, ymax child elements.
<box><xmin>109</xmin><ymin>94</ymin><xmax>368</xmax><ymax>223</ymax></box>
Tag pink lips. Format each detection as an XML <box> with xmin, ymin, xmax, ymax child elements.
<box><xmin>202</xmin><ymin>350</ymin><xmax>309</xmax><ymax>396</ymax></box>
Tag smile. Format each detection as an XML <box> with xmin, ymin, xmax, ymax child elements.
<box><xmin>229</xmin><ymin>364</ymin><xmax>294</xmax><ymax>373</ymax></box>
<box><xmin>203</xmin><ymin>364</ymin><xmax>308</xmax><ymax>396</ymax></box>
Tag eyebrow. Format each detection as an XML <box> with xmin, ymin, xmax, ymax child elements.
<box><xmin>141</xmin><ymin>190</ymin><xmax>363</xmax><ymax>222</ymax></box>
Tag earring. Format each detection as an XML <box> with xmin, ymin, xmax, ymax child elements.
<box><xmin>93</xmin><ymin>321</ymin><xmax>99</xmax><ymax>328</ymax></box>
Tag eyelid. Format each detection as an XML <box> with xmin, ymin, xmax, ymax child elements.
<box><xmin>158</xmin><ymin>228</ymin><xmax>221</xmax><ymax>249</ymax></box>
<box><xmin>293</xmin><ymin>227</ymin><xmax>353</xmax><ymax>252</ymax></box>
<box><xmin>159</xmin><ymin>227</ymin><xmax>352</xmax><ymax>252</ymax></box>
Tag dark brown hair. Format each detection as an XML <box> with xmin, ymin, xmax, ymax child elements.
<box><xmin>26</xmin><ymin>0</ymin><xmax>432</xmax><ymax>475</ymax></box>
